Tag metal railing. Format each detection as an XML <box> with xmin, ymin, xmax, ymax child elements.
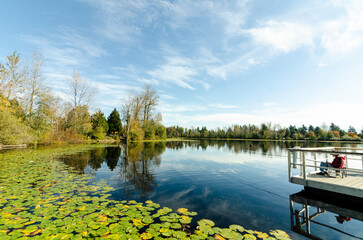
<box><xmin>288</xmin><ymin>147</ymin><xmax>363</xmax><ymax>184</ymax></box>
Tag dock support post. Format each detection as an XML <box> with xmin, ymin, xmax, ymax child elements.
<box><xmin>289</xmin><ymin>198</ymin><xmax>294</xmax><ymax>230</ymax></box>
<box><xmin>305</xmin><ymin>204</ymin><xmax>310</xmax><ymax>234</ymax></box>
<box><xmin>288</xmin><ymin>151</ymin><xmax>291</xmax><ymax>182</ymax></box>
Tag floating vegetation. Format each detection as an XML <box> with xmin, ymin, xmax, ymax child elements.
<box><xmin>0</xmin><ymin>145</ymin><xmax>291</xmax><ymax>239</ymax></box>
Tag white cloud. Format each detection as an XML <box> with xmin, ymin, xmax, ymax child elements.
<box><xmin>209</xmin><ymin>104</ymin><xmax>240</xmax><ymax>109</ymax></box>
<box><xmin>80</xmin><ymin>0</ymin><xmax>170</xmax><ymax>42</ymax></box>
<box><xmin>319</xmin><ymin>0</ymin><xmax>363</xmax><ymax>56</ymax></box>
<box><xmin>148</xmin><ymin>65</ymin><xmax>196</xmax><ymax>90</ymax></box>
<box><xmin>246</xmin><ymin>20</ymin><xmax>313</xmax><ymax>53</ymax></box>
<box><xmin>160</xmin><ymin>94</ymin><xmax>176</xmax><ymax>100</ymax></box>
<box><xmin>158</xmin><ymin>103</ymin><xmax>206</xmax><ymax>113</ymax></box>
<box><xmin>95</xmin><ymin>74</ymin><xmax>120</xmax><ymax>80</ymax></box>
<box><xmin>207</xmin><ymin>49</ymin><xmax>262</xmax><ymax>79</ymax></box>
<box><xmin>147</xmin><ymin>53</ymin><xmax>216</xmax><ymax>90</ymax></box>
<box><xmin>262</xmin><ymin>102</ymin><xmax>278</xmax><ymax>107</ymax></box>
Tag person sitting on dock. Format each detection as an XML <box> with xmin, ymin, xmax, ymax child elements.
<box><xmin>318</xmin><ymin>153</ymin><xmax>346</xmax><ymax>175</ymax></box>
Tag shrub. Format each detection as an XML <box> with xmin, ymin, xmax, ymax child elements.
<box><xmin>0</xmin><ymin>109</ymin><xmax>34</xmax><ymax>145</ymax></box>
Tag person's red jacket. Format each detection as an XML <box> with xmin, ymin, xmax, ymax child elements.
<box><xmin>330</xmin><ymin>155</ymin><xmax>346</xmax><ymax>169</ymax></box>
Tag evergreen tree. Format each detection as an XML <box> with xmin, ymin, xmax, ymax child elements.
<box><xmin>348</xmin><ymin>125</ymin><xmax>357</xmax><ymax>134</ymax></box>
<box><xmin>107</xmin><ymin>108</ymin><xmax>122</xmax><ymax>136</ymax></box>
<box><xmin>91</xmin><ymin>110</ymin><xmax>109</xmax><ymax>139</ymax></box>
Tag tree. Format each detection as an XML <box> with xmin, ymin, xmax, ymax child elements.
<box><xmin>107</xmin><ymin>108</ymin><xmax>122</xmax><ymax>136</ymax></box>
<box><xmin>0</xmin><ymin>108</ymin><xmax>33</xmax><ymax>145</ymax></box>
<box><xmin>66</xmin><ymin>70</ymin><xmax>96</xmax><ymax>108</ymax></box>
<box><xmin>91</xmin><ymin>110</ymin><xmax>109</xmax><ymax>139</ymax></box>
<box><xmin>31</xmin><ymin>91</ymin><xmax>59</xmax><ymax>138</ymax></box>
<box><xmin>329</xmin><ymin>123</ymin><xmax>340</xmax><ymax>131</ymax></box>
<box><xmin>155</xmin><ymin>124</ymin><xmax>166</xmax><ymax>139</ymax></box>
<box><xmin>23</xmin><ymin>51</ymin><xmax>46</xmax><ymax>119</ymax></box>
<box><xmin>0</xmin><ymin>51</ymin><xmax>26</xmax><ymax>99</ymax></box>
<box><xmin>299</xmin><ymin>125</ymin><xmax>307</xmax><ymax>136</ymax></box>
<box><xmin>129</xmin><ymin>118</ymin><xmax>144</xmax><ymax>141</ymax></box>
<box><xmin>65</xmin><ymin>105</ymin><xmax>92</xmax><ymax>136</ymax></box>
<box><xmin>348</xmin><ymin>126</ymin><xmax>357</xmax><ymax>134</ymax></box>
<box><xmin>141</xmin><ymin>84</ymin><xmax>159</xmax><ymax>122</ymax></box>
<box><xmin>65</xmin><ymin>70</ymin><xmax>96</xmax><ymax>135</ymax></box>
<box><xmin>132</xmin><ymin>92</ymin><xmax>144</xmax><ymax>121</ymax></box>
<box><xmin>142</xmin><ymin>120</ymin><xmax>156</xmax><ymax>140</ymax></box>
<box><xmin>121</xmin><ymin>92</ymin><xmax>134</xmax><ymax>142</ymax></box>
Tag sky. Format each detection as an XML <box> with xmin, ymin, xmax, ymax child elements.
<box><xmin>1</xmin><ymin>0</ymin><xmax>363</xmax><ymax>131</ymax></box>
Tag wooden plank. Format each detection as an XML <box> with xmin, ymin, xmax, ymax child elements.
<box><xmin>291</xmin><ymin>173</ymin><xmax>363</xmax><ymax>198</ymax></box>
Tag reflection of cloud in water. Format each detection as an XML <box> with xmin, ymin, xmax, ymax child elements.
<box><xmin>163</xmin><ymin>186</ymin><xmax>196</xmax><ymax>204</ymax></box>
<box><xmin>163</xmin><ymin>148</ymin><xmax>286</xmax><ymax>167</ymax></box>
<box><xmin>202</xmin><ymin>187</ymin><xmax>211</xmax><ymax>198</ymax></box>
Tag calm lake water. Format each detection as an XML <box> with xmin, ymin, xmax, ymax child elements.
<box><xmin>59</xmin><ymin>140</ymin><xmax>363</xmax><ymax>240</ymax></box>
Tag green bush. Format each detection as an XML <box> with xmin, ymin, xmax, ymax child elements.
<box><xmin>0</xmin><ymin>109</ymin><xmax>34</xmax><ymax>145</ymax></box>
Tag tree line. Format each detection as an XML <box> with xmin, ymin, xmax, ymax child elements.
<box><xmin>167</xmin><ymin>123</ymin><xmax>363</xmax><ymax>141</ymax></box>
<box><xmin>0</xmin><ymin>51</ymin><xmax>165</xmax><ymax>145</ymax></box>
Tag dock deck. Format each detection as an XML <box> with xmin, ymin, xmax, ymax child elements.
<box><xmin>291</xmin><ymin>172</ymin><xmax>363</xmax><ymax>198</ymax></box>
<box><xmin>288</xmin><ymin>147</ymin><xmax>363</xmax><ymax>198</ymax></box>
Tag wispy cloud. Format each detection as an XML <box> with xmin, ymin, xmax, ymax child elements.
<box><xmin>80</xmin><ymin>0</ymin><xmax>170</xmax><ymax>42</ymax></box>
<box><xmin>209</xmin><ymin>104</ymin><xmax>240</xmax><ymax>109</ymax></box>
<box><xmin>319</xmin><ymin>0</ymin><xmax>363</xmax><ymax>56</ymax></box>
<box><xmin>160</xmin><ymin>94</ymin><xmax>176</xmax><ymax>100</ymax></box>
<box><xmin>157</xmin><ymin>102</ymin><xmax>206</xmax><ymax>113</ymax></box>
<box><xmin>95</xmin><ymin>74</ymin><xmax>120</xmax><ymax>80</ymax></box>
<box><xmin>246</xmin><ymin>21</ymin><xmax>313</xmax><ymax>53</ymax></box>
<box><xmin>148</xmin><ymin>64</ymin><xmax>197</xmax><ymax>90</ymax></box>
<box><xmin>262</xmin><ymin>102</ymin><xmax>278</xmax><ymax>107</ymax></box>
<box><xmin>146</xmin><ymin>52</ymin><xmax>219</xmax><ymax>90</ymax></box>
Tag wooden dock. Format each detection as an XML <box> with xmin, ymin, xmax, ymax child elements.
<box><xmin>288</xmin><ymin>147</ymin><xmax>363</xmax><ymax>198</ymax></box>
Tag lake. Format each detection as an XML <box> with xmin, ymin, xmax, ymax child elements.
<box><xmin>59</xmin><ymin>140</ymin><xmax>363</xmax><ymax>240</ymax></box>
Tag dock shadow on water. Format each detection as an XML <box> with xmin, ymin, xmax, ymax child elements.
<box><xmin>58</xmin><ymin>140</ymin><xmax>363</xmax><ymax>240</ymax></box>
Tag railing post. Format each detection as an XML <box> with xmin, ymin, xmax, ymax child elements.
<box><xmin>346</xmin><ymin>155</ymin><xmax>348</xmax><ymax>169</ymax></box>
<box><xmin>302</xmin><ymin>152</ymin><xmax>307</xmax><ymax>184</ymax></box>
<box><xmin>300</xmin><ymin>152</ymin><xmax>303</xmax><ymax>176</ymax></box>
<box><xmin>314</xmin><ymin>153</ymin><xmax>317</xmax><ymax>171</ymax></box>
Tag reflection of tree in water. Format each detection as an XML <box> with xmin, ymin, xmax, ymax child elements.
<box><xmin>119</xmin><ymin>142</ymin><xmax>166</xmax><ymax>199</ymax></box>
<box><xmin>165</xmin><ymin>140</ymin><xmax>292</xmax><ymax>157</ymax></box>
<box><xmin>59</xmin><ymin>147</ymin><xmax>122</xmax><ymax>173</ymax></box>
<box><xmin>88</xmin><ymin>147</ymin><xmax>108</xmax><ymax>170</ymax></box>
<box><xmin>165</xmin><ymin>141</ymin><xmax>185</xmax><ymax>150</ymax></box>
<box><xmin>59</xmin><ymin>151</ymin><xmax>91</xmax><ymax>174</ymax></box>
<box><xmin>105</xmin><ymin>147</ymin><xmax>121</xmax><ymax>171</ymax></box>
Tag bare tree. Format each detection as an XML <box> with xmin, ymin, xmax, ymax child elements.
<box><xmin>66</xmin><ymin>70</ymin><xmax>96</xmax><ymax>108</ymax></box>
<box><xmin>65</xmin><ymin>70</ymin><xmax>96</xmax><ymax>133</ymax></box>
<box><xmin>121</xmin><ymin>92</ymin><xmax>134</xmax><ymax>142</ymax></box>
<box><xmin>23</xmin><ymin>51</ymin><xmax>46</xmax><ymax>118</ymax></box>
<box><xmin>131</xmin><ymin>91</ymin><xmax>143</xmax><ymax>121</ymax></box>
<box><xmin>141</xmin><ymin>84</ymin><xmax>159</xmax><ymax>122</ymax></box>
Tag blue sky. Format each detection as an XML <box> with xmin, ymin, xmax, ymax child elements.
<box><xmin>1</xmin><ymin>0</ymin><xmax>363</xmax><ymax>130</ymax></box>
